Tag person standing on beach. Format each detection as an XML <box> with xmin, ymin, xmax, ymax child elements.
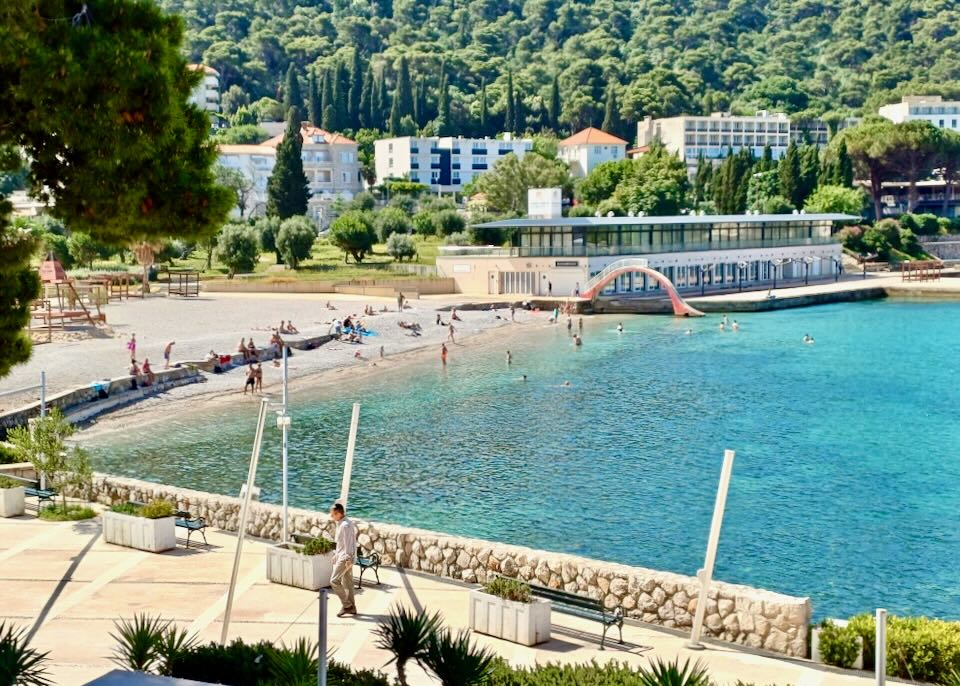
<box><xmin>330</xmin><ymin>502</ymin><xmax>358</xmax><ymax>617</ymax></box>
<box><xmin>441</xmin><ymin>343</ymin><xmax>448</xmax><ymax>366</ymax></box>
<box><xmin>510</xmin><ymin>304</ymin><xmax>516</xmax><ymax>321</ymax></box>
<box><xmin>447</xmin><ymin>323</ymin><xmax>456</xmax><ymax>343</ymax></box>
<box><xmin>548</xmin><ymin>281</ymin><xmax>553</xmax><ymax>296</ymax></box>
<box><xmin>163</xmin><ymin>341</ymin><xmax>175</xmax><ymax>369</ymax></box>
<box><xmin>254</xmin><ymin>363</ymin><xmax>263</xmax><ymax>392</ymax></box>
<box><xmin>244</xmin><ymin>364</ymin><xmax>256</xmax><ymax>394</ymax></box>
<box><xmin>126</xmin><ymin>334</ymin><xmax>137</xmax><ymax>363</ymax></box>
<box><xmin>397</xmin><ymin>292</ymin><xmax>404</xmax><ymax>312</ymax></box>
<box><xmin>578</xmin><ymin>317</ymin><xmax>583</xmax><ymax>332</ymax></box>
<box><xmin>506</xmin><ymin>350</ymin><xmax>512</xmax><ymax>365</ymax></box>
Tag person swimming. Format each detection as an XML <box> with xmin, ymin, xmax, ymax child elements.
<box><xmin>718</xmin><ymin>322</ymin><xmax>726</xmax><ymax>331</ymax></box>
<box><xmin>506</xmin><ymin>350</ymin><xmax>512</xmax><ymax>365</ymax></box>
<box><xmin>617</xmin><ymin>322</ymin><xmax>623</xmax><ymax>333</ymax></box>
<box><xmin>572</xmin><ymin>334</ymin><xmax>583</xmax><ymax>347</ymax></box>
<box><xmin>684</xmin><ymin>328</ymin><xmax>693</xmax><ymax>335</ymax></box>
<box><xmin>731</xmin><ymin>320</ymin><xmax>740</xmax><ymax>331</ymax></box>
<box><xmin>561</xmin><ymin>380</ymin><xmax>572</xmax><ymax>387</ymax></box>
<box><xmin>520</xmin><ymin>374</ymin><xmax>528</xmax><ymax>382</ymax></box>
<box><xmin>721</xmin><ymin>314</ymin><xmax>729</xmax><ymax>327</ymax></box>
<box><xmin>803</xmin><ymin>334</ymin><xmax>815</xmax><ymax>344</ymax></box>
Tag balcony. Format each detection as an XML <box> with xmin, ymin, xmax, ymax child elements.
<box><xmin>410</xmin><ymin>147</ymin><xmax>419</xmax><ymax>153</ymax></box>
<box><xmin>429</xmin><ymin>148</ymin><xmax>442</xmax><ymax>154</ymax></box>
<box><xmin>471</xmin><ymin>148</ymin><xmax>486</xmax><ymax>155</ymax></box>
<box><xmin>453</xmin><ymin>148</ymin><xmax>461</xmax><ymax>155</ymax></box>
<box><xmin>452</xmin><ymin>163</ymin><xmax>461</xmax><ymax>170</ymax></box>
<box><xmin>472</xmin><ymin>163</ymin><xmax>488</xmax><ymax>170</ymax></box>
<box><xmin>411</xmin><ymin>162</ymin><xmax>419</xmax><ymax>169</ymax></box>
<box><xmin>430</xmin><ymin>162</ymin><xmax>442</xmax><ymax>169</ymax></box>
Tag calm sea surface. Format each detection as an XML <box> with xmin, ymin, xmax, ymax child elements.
<box><xmin>85</xmin><ymin>300</ymin><xmax>960</xmax><ymax>619</ymax></box>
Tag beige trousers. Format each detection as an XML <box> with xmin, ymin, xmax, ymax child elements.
<box><xmin>331</xmin><ymin>558</ymin><xmax>356</xmax><ymax>612</ymax></box>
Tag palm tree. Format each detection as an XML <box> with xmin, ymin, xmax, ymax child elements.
<box><xmin>421</xmin><ymin>628</ymin><xmax>495</xmax><ymax>686</ymax></box>
<box><xmin>0</xmin><ymin>622</ymin><xmax>51</xmax><ymax>686</ymax></box>
<box><xmin>373</xmin><ymin>605</ymin><xmax>442</xmax><ymax>686</ymax></box>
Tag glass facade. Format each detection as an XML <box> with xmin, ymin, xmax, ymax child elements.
<box><xmin>513</xmin><ymin>220</ymin><xmax>835</xmax><ymax>258</ymax></box>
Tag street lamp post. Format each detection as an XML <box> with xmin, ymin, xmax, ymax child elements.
<box><xmin>803</xmin><ymin>256</ymin><xmax>813</xmax><ymax>285</ymax></box>
<box><xmin>699</xmin><ymin>264</ymin><xmax>713</xmax><ymax>297</ymax></box>
<box><xmin>737</xmin><ymin>261</ymin><xmax>747</xmax><ymax>292</ymax></box>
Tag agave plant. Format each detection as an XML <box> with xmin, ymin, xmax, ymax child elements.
<box><xmin>421</xmin><ymin>628</ymin><xmax>495</xmax><ymax>686</ymax></box>
<box><xmin>0</xmin><ymin>622</ymin><xmax>51</xmax><ymax>686</ymax></box>
<box><xmin>155</xmin><ymin>623</ymin><xmax>198</xmax><ymax>676</ymax></box>
<box><xmin>109</xmin><ymin>614</ymin><xmax>169</xmax><ymax>673</ymax></box>
<box><xmin>637</xmin><ymin>657</ymin><xmax>711</xmax><ymax>686</ymax></box>
<box><xmin>373</xmin><ymin>605</ymin><xmax>442</xmax><ymax>686</ymax></box>
<box><xmin>266</xmin><ymin>637</ymin><xmax>318</xmax><ymax>686</ymax></box>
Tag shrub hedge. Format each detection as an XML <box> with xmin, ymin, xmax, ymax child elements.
<box><xmin>482</xmin><ymin>577</ymin><xmax>531</xmax><ymax>603</ymax></box>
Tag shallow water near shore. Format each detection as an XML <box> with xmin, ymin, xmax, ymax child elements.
<box><xmin>85</xmin><ymin>299</ymin><xmax>960</xmax><ymax>620</ymax></box>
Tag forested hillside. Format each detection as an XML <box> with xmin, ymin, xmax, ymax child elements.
<box><xmin>162</xmin><ymin>0</ymin><xmax>960</xmax><ymax>139</ymax></box>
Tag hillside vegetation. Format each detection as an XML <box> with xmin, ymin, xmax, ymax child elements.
<box><xmin>162</xmin><ymin>0</ymin><xmax>960</xmax><ymax>140</ymax></box>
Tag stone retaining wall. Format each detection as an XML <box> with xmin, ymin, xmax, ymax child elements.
<box><xmin>86</xmin><ymin>474</ymin><xmax>811</xmax><ymax>657</ymax></box>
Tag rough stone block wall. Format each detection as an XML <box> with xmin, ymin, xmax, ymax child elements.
<box><xmin>87</xmin><ymin>474</ymin><xmax>811</xmax><ymax>657</ymax></box>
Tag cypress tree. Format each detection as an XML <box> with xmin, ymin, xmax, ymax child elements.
<box><xmin>694</xmin><ymin>154</ymin><xmax>712</xmax><ymax>204</ymax></box>
<box><xmin>733</xmin><ymin>148</ymin><xmax>753</xmax><ymax>211</ymax></box>
<box><xmin>798</xmin><ymin>144</ymin><xmax>820</xmax><ymax>206</ymax></box>
<box><xmin>388</xmin><ymin>93</ymin><xmax>401</xmax><ymax>135</ymax></box>
<box><xmin>601</xmin><ymin>84</ymin><xmax>619</xmax><ymax>135</ymax></box>
<box><xmin>778</xmin><ymin>142</ymin><xmax>802</xmax><ymax>207</ymax></box>
<box><xmin>359</xmin><ymin>65</ymin><xmax>373</xmax><ymax>130</ymax></box>
<box><xmin>376</xmin><ymin>71</ymin><xmax>388</xmax><ymax>130</ymax></box>
<box><xmin>396</xmin><ymin>55</ymin><xmax>414</xmax><ymax>118</ymax></box>
<box><xmin>836</xmin><ymin>139</ymin><xmax>854</xmax><ymax>187</ymax></box>
<box><xmin>413</xmin><ymin>77</ymin><xmax>424</xmax><ymax>127</ymax></box>
<box><xmin>266</xmin><ymin>107</ymin><xmax>309</xmax><ymax>219</ymax></box>
<box><xmin>549</xmin><ymin>73</ymin><xmax>561</xmax><ymax>131</ymax></box>
<box><xmin>437</xmin><ymin>74</ymin><xmax>450</xmax><ymax>135</ymax></box>
<box><xmin>514</xmin><ymin>88</ymin><xmax>525</xmax><ymax>134</ymax></box>
<box><xmin>307</xmin><ymin>71</ymin><xmax>321</xmax><ymax>126</ymax></box>
<box><xmin>349</xmin><ymin>50</ymin><xmax>363</xmax><ymax>126</ymax></box>
<box><xmin>320</xmin><ymin>70</ymin><xmax>333</xmax><ymax>129</ymax></box>
<box><xmin>505</xmin><ymin>71</ymin><xmax>515</xmax><ymax>133</ymax></box>
<box><xmin>479</xmin><ymin>79</ymin><xmax>488</xmax><ymax>136</ymax></box>
<box><xmin>537</xmin><ymin>96</ymin><xmax>550</xmax><ymax>132</ymax></box>
<box><xmin>335</xmin><ymin>61</ymin><xmax>350</xmax><ymax>130</ymax></box>
<box><xmin>758</xmin><ymin>144</ymin><xmax>774</xmax><ymax>172</ymax></box>
<box><xmin>283</xmin><ymin>64</ymin><xmax>304</xmax><ymax>117</ymax></box>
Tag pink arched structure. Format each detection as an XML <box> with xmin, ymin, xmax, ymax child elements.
<box><xmin>581</xmin><ymin>264</ymin><xmax>704</xmax><ymax>317</ymax></box>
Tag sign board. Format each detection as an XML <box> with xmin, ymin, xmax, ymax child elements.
<box><xmin>528</xmin><ymin>188</ymin><xmax>562</xmax><ymax>219</ymax></box>
<box><xmin>555</xmin><ymin>260</ymin><xmax>580</xmax><ymax>267</ymax></box>
<box><xmin>452</xmin><ymin>264</ymin><xmax>472</xmax><ymax>273</ymax></box>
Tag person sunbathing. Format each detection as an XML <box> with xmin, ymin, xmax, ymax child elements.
<box><xmin>286</xmin><ymin>320</ymin><xmax>300</xmax><ymax>334</ymax></box>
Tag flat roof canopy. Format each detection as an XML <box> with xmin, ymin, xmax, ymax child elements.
<box><xmin>475</xmin><ymin>213</ymin><xmax>858</xmax><ymax>229</ymax></box>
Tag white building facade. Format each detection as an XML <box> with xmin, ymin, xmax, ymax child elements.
<box><xmin>374</xmin><ymin>134</ymin><xmax>533</xmax><ymax>193</ymax></box>
<box><xmin>879</xmin><ymin>95</ymin><xmax>960</xmax><ymax>131</ymax></box>
<box><xmin>187</xmin><ymin>64</ymin><xmax>220</xmax><ymax>125</ymax></box>
<box><xmin>217</xmin><ymin>144</ymin><xmax>276</xmax><ymax>218</ymax></box>
<box><xmin>557</xmin><ymin>127</ymin><xmax>628</xmax><ymax>177</ymax></box>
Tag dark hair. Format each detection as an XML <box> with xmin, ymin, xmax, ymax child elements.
<box><xmin>331</xmin><ymin>503</ymin><xmax>345</xmax><ymax>515</ymax></box>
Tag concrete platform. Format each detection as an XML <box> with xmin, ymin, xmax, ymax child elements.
<box><xmin>0</xmin><ymin>513</ymin><xmax>883</xmax><ymax>685</ymax></box>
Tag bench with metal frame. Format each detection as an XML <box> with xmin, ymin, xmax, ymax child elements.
<box><xmin>5</xmin><ymin>475</ymin><xmax>57</xmax><ymax>509</ymax></box>
<box><xmin>291</xmin><ymin>532</ymin><xmax>381</xmax><ymax>589</ymax></box>
<box><xmin>528</xmin><ymin>582</ymin><xmax>624</xmax><ymax>649</ymax></box>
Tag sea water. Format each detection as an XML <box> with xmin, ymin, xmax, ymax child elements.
<box><xmin>85</xmin><ymin>300</ymin><xmax>960</xmax><ymax>619</ymax></box>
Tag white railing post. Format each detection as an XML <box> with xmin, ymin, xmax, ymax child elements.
<box><xmin>687</xmin><ymin>449</ymin><xmax>736</xmax><ymax>649</ymax></box>
<box><xmin>875</xmin><ymin>608</ymin><xmax>887</xmax><ymax>686</ymax></box>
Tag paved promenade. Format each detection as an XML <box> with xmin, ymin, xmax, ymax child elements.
<box><xmin>1</xmin><ymin>511</ymin><xmax>882</xmax><ymax>685</ymax></box>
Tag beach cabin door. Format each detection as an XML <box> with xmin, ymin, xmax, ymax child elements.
<box><xmin>488</xmin><ymin>271</ymin><xmax>498</xmax><ymax>295</ymax></box>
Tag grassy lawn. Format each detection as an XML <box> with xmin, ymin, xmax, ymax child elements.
<box><xmin>71</xmin><ymin>235</ymin><xmax>444</xmax><ymax>282</ymax></box>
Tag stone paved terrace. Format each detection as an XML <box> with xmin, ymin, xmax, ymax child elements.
<box><xmin>0</xmin><ymin>511</ymin><xmax>885</xmax><ymax>686</ymax></box>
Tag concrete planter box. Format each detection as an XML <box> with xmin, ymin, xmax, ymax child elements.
<box><xmin>102</xmin><ymin>511</ymin><xmax>176</xmax><ymax>553</ymax></box>
<box><xmin>811</xmin><ymin>619</ymin><xmax>864</xmax><ymax>670</ymax></box>
<box><xmin>0</xmin><ymin>487</ymin><xmax>25</xmax><ymax>518</ymax></box>
<box><xmin>266</xmin><ymin>543</ymin><xmax>334</xmax><ymax>591</ymax></box>
<box><xmin>468</xmin><ymin>589</ymin><xmax>551</xmax><ymax>646</ymax></box>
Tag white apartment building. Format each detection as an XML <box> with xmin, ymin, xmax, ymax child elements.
<box><xmin>557</xmin><ymin>127</ymin><xmax>628</xmax><ymax>177</ymax></box>
<box><xmin>187</xmin><ymin>64</ymin><xmax>220</xmax><ymax>125</ymax></box>
<box><xmin>263</xmin><ymin>126</ymin><xmax>364</xmax><ymax>228</ymax></box>
<box><xmin>374</xmin><ymin>134</ymin><xmax>533</xmax><ymax>192</ymax></box>
<box><xmin>217</xmin><ymin>144</ymin><xmax>276</xmax><ymax>218</ymax></box>
<box><xmin>636</xmin><ymin>111</ymin><xmax>791</xmax><ymax>174</ymax></box>
<box><xmin>879</xmin><ymin>95</ymin><xmax>960</xmax><ymax>131</ymax></box>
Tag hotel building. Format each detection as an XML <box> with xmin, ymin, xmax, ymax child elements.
<box><xmin>879</xmin><ymin>95</ymin><xmax>960</xmax><ymax>131</ymax></box>
<box><xmin>187</xmin><ymin>64</ymin><xmax>220</xmax><ymax>125</ymax></box>
<box><xmin>374</xmin><ymin>134</ymin><xmax>533</xmax><ymax>192</ymax></box>
<box><xmin>436</xmin><ymin>193</ymin><xmax>851</xmax><ymax>296</ymax></box>
<box><xmin>557</xmin><ymin>127</ymin><xmax>629</xmax><ymax>177</ymax></box>
<box><xmin>217</xmin><ymin>144</ymin><xmax>277</xmax><ymax>217</ymax></box>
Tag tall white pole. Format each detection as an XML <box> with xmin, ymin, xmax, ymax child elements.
<box><xmin>281</xmin><ymin>345</ymin><xmax>289</xmax><ymax>543</ymax></box>
<box><xmin>318</xmin><ymin>588</ymin><xmax>329</xmax><ymax>686</ymax></box>
<box><xmin>687</xmin><ymin>449</ymin><xmax>736</xmax><ymax>649</ymax></box>
<box><xmin>221</xmin><ymin>398</ymin><xmax>268</xmax><ymax>645</ymax></box>
<box><xmin>339</xmin><ymin>403</ymin><xmax>360</xmax><ymax>510</ymax></box>
<box><xmin>875</xmin><ymin>608</ymin><xmax>887</xmax><ymax>686</ymax></box>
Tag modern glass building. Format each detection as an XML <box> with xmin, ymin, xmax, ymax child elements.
<box><xmin>436</xmin><ymin>214</ymin><xmax>853</xmax><ymax>296</ymax></box>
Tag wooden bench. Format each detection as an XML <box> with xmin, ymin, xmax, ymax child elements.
<box><xmin>5</xmin><ymin>475</ymin><xmax>57</xmax><ymax>509</ymax></box>
<box><xmin>128</xmin><ymin>501</ymin><xmax>207</xmax><ymax>548</ymax></box>
<box><xmin>291</xmin><ymin>533</ymin><xmax>381</xmax><ymax>589</ymax></box>
<box><xmin>529</xmin><ymin>583</ymin><xmax>624</xmax><ymax>649</ymax></box>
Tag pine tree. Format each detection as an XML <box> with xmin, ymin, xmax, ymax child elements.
<box><xmin>396</xmin><ymin>55</ymin><xmax>414</xmax><ymax>118</ymax></box>
<box><xmin>601</xmin><ymin>84</ymin><xmax>619</xmax><ymax>135</ymax></box>
<box><xmin>320</xmin><ymin>69</ymin><xmax>333</xmax><ymax>130</ymax></box>
<box><xmin>283</xmin><ymin>64</ymin><xmax>304</xmax><ymax>116</ymax></box>
<box><xmin>505</xmin><ymin>71</ymin><xmax>515</xmax><ymax>133</ymax></box>
<box><xmin>389</xmin><ymin>94</ymin><xmax>401</xmax><ymax>135</ymax></box>
<box><xmin>359</xmin><ymin>65</ymin><xmax>373</xmax><ymax>129</ymax></box>
<box><xmin>778</xmin><ymin>142</ymin><xmax>802</xmax><ymax>207</ymax></box>
<box><xmin>267</xmin><ymin>107</ymin><xmax>309</xmax><ymax>219</ymax></box>
<box><xmin>549</xmin><ymin>74</ymin><xmax>561</xmax><ymax>132</ymax></box>
<box><xmin>349</xmin><ymin>50</ymin><xmax>363</xmax><ymax>126</ymax></box>
<box><xmin>307</xmin><ymin>71</ymin><xmax>321</xmax><ymax>126</ymax></box>
<box><xmin>479</xmin><ymin>79</ymin><xmax>488</xmax><ymax>136</ymax></box>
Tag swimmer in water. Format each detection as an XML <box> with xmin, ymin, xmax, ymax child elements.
<box><xmin>562</xmin><ymin>380</ymin><xmax>572</xmax><ymax>387</ymax></box>
<box><xmin>731</xmin><ymin>320</ymin><xmax>740</xmax><ymax>331</ymax></box>
<box><xmin>721</xmin><ymin>314</ymin><xmax>729</xmax><ymax>327</ymax></box>
<box><xmin>617</xmin><ymin>322</ymin><xmax>623</xmax><ymax>333</ymax></box>
<box><xmin>803</xmin><ymin>334</ymin><xmax>815</xmax><ymax>344</ymax></box>
<box><xmin>506</xmin><ymin>350</ymin><xmax>512</xmax><ymax>365</ymax></box>
<box><xmin>684</xmin><ymin>328</ymin><xmax>693</xmax><ymax>335</ymax></box>
<box><xmin>718</xmin><ymin>322</ymin><xmax>726</xmax><ymax>331</ymax></box>
<box><xmin>521</xmin><ymin>374</ymin><xmax>528</xmax><ymax>382</ymax></box>
<box><xmin>573</xmin><ymin>334</ymin><xmax>583</xmax><ymax>346</ymax></box>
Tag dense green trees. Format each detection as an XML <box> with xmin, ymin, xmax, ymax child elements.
<box><xmin>471</xmin><ymin>153</ymin><xmax>572</xmax><ymax>214</ymax></box>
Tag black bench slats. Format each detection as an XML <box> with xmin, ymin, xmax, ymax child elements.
<box><xmin>6</xmin><ymin>476</ymin><xmax>58</xmax><ymax>507</ymax></box>
<box><xmin>528</xmin><ymin>582</ymin><xmax>624</xmax><ymax>649</ymax></box>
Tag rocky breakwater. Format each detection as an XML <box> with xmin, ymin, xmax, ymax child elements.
<box><xmin>87</xmin><ymin>474</ymin><xmax>811</xmax><ymax>657</ymax></box>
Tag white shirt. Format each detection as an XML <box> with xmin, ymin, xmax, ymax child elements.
<box><xmin>334</xmin><ymin>517</ymin><xmax>357</xmax><ymax>566</ymax></box>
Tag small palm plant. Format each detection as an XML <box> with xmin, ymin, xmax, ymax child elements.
<box><xmin>110</xmin><ymin>613</ymin><xmax>197</xmax><ymax>676</ymax></box>
<box><xmin>373</xmin><ymin>604</ymin><xmax>442</xmax><ymax>686</ymax></box>
<box><xmin>0</xmin><ymin>622</ymin><xmax>51</xmax><ymax>686</ymax></box>
<box><xmin>266</xmin><ymin>637</ymin><xmax>318</xmax><ymax>686</ymax></box>
<box><xmin>421</xmin><ymin>628</ymin><xmax>495</xmax><ymax>686</ymax></box>
<box><xmin>637</xmin><ymin>657</ymin><xmax>711</xmax><ymax>686</ymax></box>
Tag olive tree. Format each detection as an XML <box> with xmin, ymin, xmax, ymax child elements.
<box><xmin>215</xmin><ymin>223</ymin><xmax>260</xmax><ymax>277</ymax></box>
<box><xmin>276</xmin><ymin>216</ymin><xmax>317</xmax><ymax>268</ymax></box>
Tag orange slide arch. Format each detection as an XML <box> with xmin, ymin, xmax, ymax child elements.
<box><xmin>581</xmin><ymin>264</ymin><xmax>704</xmax><ymax>317</ymax></box>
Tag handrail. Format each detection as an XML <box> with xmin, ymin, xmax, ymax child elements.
<box><xmin>580</xmin><ymin>258</ymin><xmax>649</xmax><ymax>295</ymax></box>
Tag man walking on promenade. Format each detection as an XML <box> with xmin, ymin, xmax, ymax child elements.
<box><xmin>330</xmin><ymin>502</ymin><xmax>357</xmax><ymax>617</ymax></box>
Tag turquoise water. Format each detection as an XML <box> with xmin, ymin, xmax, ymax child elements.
<box><xmin>86</xmin><ymin>300</ymin><xmax>960</xmax><ymax>620</ymax></box>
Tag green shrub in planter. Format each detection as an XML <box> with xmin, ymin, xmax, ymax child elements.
<box><xmin>0</xmin><ymin>475</ymin><xmax>23</xmax><ymax>489</ymax></box>
<box><xmin>483</xmin><ymin>577</ymin><xmax>531</xmax><ymax>603</ymax></box>
<box><xmin>301</xmin><ymin>536</ymin><xmax>335</xmax><ymax>555</ymax></box>
<box><xmin>817</xmin><ymin>620</ymin><xmax>860</xmax><ymax>669</ymax></box>
<box><xmin>886</xmin><ymin>615</ymin><xmax>960</xmax><ymax>682</ymax></box>
<box><xmin>0</xmin><ymin>443</ymin><xmax>19</xmax><ymax>464</ymax></box>
<box><xmin>110</xmin><ymin>500</ymin><xmax>176</xmax><ymax>519</ymax></box>
<box><xmin>488</xmin><ymin>656</ymin><xmax>711</xmax><ymax>685</ymax></box>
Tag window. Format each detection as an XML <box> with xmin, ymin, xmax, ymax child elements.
<box><xmin>388</xmin><ymin>157</ymin><xmax>393</xmax><ymax>167</ymax></box>
<box><xmin>594</xmin><ymin>146</ymin><xmax>602</xmax><ymax>154</ymax></box>
<box><xmin>940</xmin><ymin>119</ymin><xmax>945</xmax><ymax>128</ymax></box>
<box><xmin>316</xmin><ymin>170</ymin><xmax>331</xmax><ymax>183</ymax></box>
<box><xmin>340</xmin><ymin>152</ymin><xmax>353</xmax><ymax>163</ymax></box>
<box><xmin>410</xmin><ymin>173</ymin><xmax>419</xmax><ymax>182</ymax></box>
<box><xmin>388</xmin><ymin>143</ymin><xmax>393</xmax><ymax>153</ymax></box>
<box><xmin>472</xmin><ymin>156</ymin><xmax>485</xmax><ymax>164</ymax></box>
<box><xmin>341</xmin><ymin>172</ymin><xmax>349</xmax><ymax>183</ymax></box>
<box><xmin>430</xmin><ymin>171</ymin><xmax>439</xmax><ymax>182</ymax></box>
